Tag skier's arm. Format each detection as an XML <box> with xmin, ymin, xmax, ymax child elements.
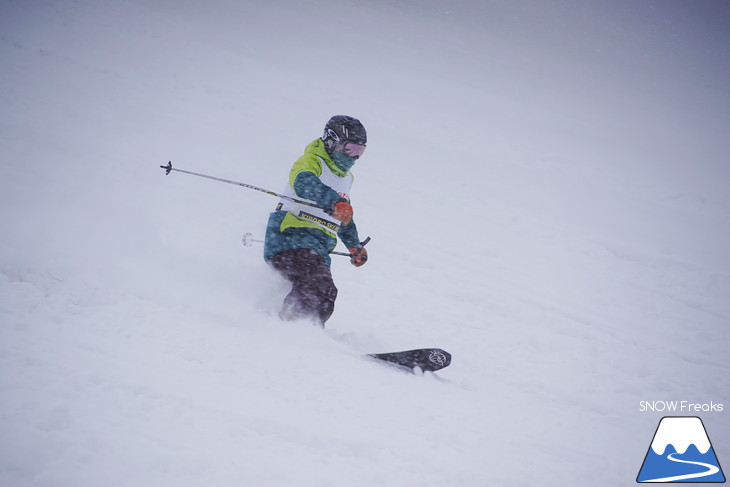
<box><xmin>289</xmin><ymin>155</ymin><xmax>362</xmax><ymax>247</ymax></box>
<box><xmin>288</xmin><ymin>156</ymin><xmax>343</xmax><ymax>209</ymax></box>
<box><xmin>339</xmin><ymin>219</ymin><xmax>367</xmax><ymax>266</ymax></box>
<box><xmin>338</xmin><ymin>219</ymin><xmax>360</xmax><ymax>249</ymax></box>
<box><xmin>292</xmin><ymin>172</ymin><xmax>344</xmax><ymax>209</ymax></box>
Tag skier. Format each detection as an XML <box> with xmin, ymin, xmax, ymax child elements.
<box><xmin>264</xmin><ymin>115</ymin><xmax>369</xmax><ymax>327</ymax></box>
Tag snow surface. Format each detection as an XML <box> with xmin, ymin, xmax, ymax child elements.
<box><xmin>1</xmin><ymin>0</ymin><xmax>729</xmax><ymax>486</ymax></box>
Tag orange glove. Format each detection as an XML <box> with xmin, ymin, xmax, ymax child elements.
<box><xmin>349</xmin><ymin>245</ymin><xmax>368</xmax><ymax>267</ymax></box>
<box><xmin>331</xmin><ymin>201</ymin><xmax>353</xmax><ymax>225</ymax></box>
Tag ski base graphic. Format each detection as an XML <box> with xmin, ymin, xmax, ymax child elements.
<box><xmin>368</xmin><ymin>348</ymin><xmax>451</xmax><ymax>373</ymax></box>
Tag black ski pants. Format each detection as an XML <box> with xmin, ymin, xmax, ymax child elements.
<box><xmin>269</xmin><ymin>248</ymin><xmax>338</xmax><ymax>326</ymax></box>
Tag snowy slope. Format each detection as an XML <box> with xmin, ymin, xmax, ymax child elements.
<box><xmin>2</xmin><ymin>1</ymin><xmax>729</xmax><ymax>486</ymax></box>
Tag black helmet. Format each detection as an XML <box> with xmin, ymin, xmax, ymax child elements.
<box><xmin>322</xmin><ymin>115</ymin><xmax>367</xmax><ymax>151</ymax></box>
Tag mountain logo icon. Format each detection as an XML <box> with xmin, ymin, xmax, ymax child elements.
<box><xmin>637</xmin><ymin>416</ymin><xmax>726</xmax><ymax>483</ymax></box>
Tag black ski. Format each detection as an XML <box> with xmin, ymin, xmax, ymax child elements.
<box><xmin>368</xmin><ymin>348</ymin><xmax>451</xmax><ymax>373</ymax></box>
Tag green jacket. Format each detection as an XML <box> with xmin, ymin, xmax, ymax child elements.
<box><xmin>263</xmin><ymin>139</ymin><xmax>361</xmax><ymax>266</ymax></box>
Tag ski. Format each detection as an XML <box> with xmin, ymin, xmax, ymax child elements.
<box><xmin>368</xmin><ymin>348</ymin><xmax>451</xmax><ymax>373</ymax></box>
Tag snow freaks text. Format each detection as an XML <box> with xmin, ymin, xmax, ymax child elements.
<box><xmin>639</xmin><ymin>401</ymin><xmax>724</xmax><ymax>413</ymax></box>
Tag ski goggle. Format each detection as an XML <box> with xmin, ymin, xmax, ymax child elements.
<box><xmin>337</xmin><ymin>142</ymin><xmax>366</xmax><ymax>159</ymax></box>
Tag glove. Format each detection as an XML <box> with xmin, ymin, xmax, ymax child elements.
<box><xmin>331</xmin><ymin>200</ymin><xmax>353</xmax><ymax>225</ymax></box>
<box><xmin>349</xmin><ymin>245</ymin><xmax>368</xmax><ymax>267</ymax></box>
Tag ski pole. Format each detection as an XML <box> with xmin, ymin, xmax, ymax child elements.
<box><xmin>242</xmin><ymin>233</ymin><xmax>370</xmax><ymax>260</ymax></box>
<box><xmin>160</xmin><ymin>161</ymin><xmax>333</xmax><ymax>214</ymax></box>
<box><xmin>242</xmin><ymin>232</ymin><xmax>357</xmax><ymax>257</ymax></box>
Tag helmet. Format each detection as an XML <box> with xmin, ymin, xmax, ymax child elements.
<box><xmin>322</xmin><ymin>115</ymin><xmax>367</xmax><ymax>151</ymax></box>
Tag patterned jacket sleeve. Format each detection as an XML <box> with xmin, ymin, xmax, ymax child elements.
<box><xmin>289</xmin><ymin>155</ymin><xmax>345</xmax><ymax>209</ymax></box>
